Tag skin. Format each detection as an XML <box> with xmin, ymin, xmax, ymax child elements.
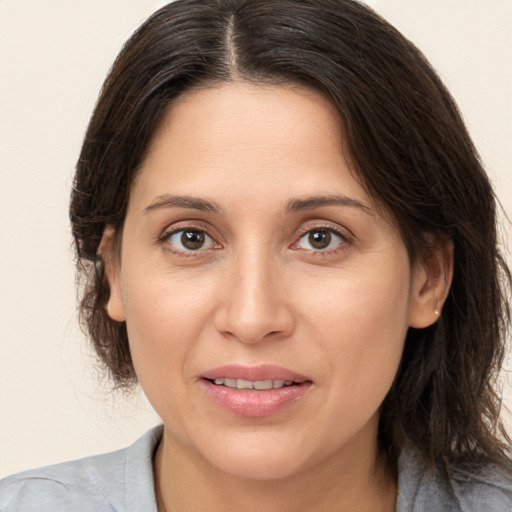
<box><xmin>101</xmin><ymin>83</ymin><xmax>452</xmax><ymax>512</ymax></box>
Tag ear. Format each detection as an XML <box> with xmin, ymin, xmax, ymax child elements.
<box><xmin>408</xmin><ymin>236</ymin><xmax>453</xmax><ymax>328</ymax></box>
<box><xmin>97</xmin><ymin>226</ymin><xmax>126</xmax><ymax>322</ymax></box>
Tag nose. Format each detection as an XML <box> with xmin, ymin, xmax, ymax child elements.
<box><xmin>214</xmin><ymin>250</ymin><xmax>295</xmax><ymax>344</ymax></box>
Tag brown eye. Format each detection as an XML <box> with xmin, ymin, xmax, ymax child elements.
<box><xmin>295</xmin><ymin>228</ymin><xmax>345</xmax><ymax>252</ymax></box>
<box><xmin>308</xmin><ymin>230</ymin><xmax>332</xmax><ymax>249</ymax></box>
<box><xmin>166</xmin><ymin>229</ymin><xmax>214</xmax><ymax>252</ymax></box>
<box><xmin>181</xmin><ymin>230</ymin><xmax>205</xmax><ymax>250</ymax></box>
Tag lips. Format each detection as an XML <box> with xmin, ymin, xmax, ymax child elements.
<box><xmin>211</xmin><ymin>378</ymin><xmax>295</xmax><ymax>390</ymax></box>
<box><xmin>201</xmin><ymin>364</ymin><xmax>310</xmax><ymax>383</ymax></box>
<box><xmin>200</xmin><ymin>364</ymin><xmax>312</xmax><ymax>417</ymax></box>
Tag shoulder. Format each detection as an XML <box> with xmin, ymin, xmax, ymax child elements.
<box><xmin>397</xmin><ymin>442</ymin><xmax>512</xmax><ymax>512</ymax></box>
<box><xmin>0</xmin><ymin>452</ymin><xmax>125</xmax><ymax>512</ymax></box>
<box><xmin>0</xmin><ymin>426</ymin><xmax>162</xmax><ymax>512</ymax></box>
<box><xmin>0</xmin><ymin>474</ymin><xmax>112</xmax><ymax>512</ymax></box>
<box><xmin>449</xmin><ymin>465</ymin><xmax>512</xmax><ymax>512</ymax></box>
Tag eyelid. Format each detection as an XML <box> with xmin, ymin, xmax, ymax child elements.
<box><xmin>159</xmin><ymin>220</ymin><xmax>219</xmax><ymax>240</ymax></box>
<box><xmin>158</xmin><ymin>221</ymin><xmax>222</xmax><ymax>255</ymax></box>
<box><xmin>293</xmin><ymin>220</ymin><xmax>354</xmax><ymax>242</ymax></box>
<box><xmin>290</xmin><ymin>221</ymin><xmax>354</xmax><ymax>253</ymax></box>
<box><xmin>168</xmin><ymin>229</ymin><xmax>214</xmax><ymax>250</ymax></box>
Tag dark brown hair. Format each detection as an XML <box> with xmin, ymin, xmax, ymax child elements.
<box><xmin>70</xmin><ymin>0</ymin><xmax>511</xmax><ymax>468</ymax></box>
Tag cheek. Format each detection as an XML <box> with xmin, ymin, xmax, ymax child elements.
<box><xmin>303</xmin><ymin>260</ymin><xmax>411</xmax><ymax>403</ymax></box>
<box><xmin>119</xmin><ymin>265</ymin><xmax>219</xmax><ymax>400</ymax></box>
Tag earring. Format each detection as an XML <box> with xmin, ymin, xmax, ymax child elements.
<box><xmin>434</xmin><ymin>297</ymin><xmax>440</xmax><ymax>316</ymax></box>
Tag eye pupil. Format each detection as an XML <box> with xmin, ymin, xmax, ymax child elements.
<box><xmin>181</xmin><ymin>230</ymin><xmax>205</xmax><ymax>250</ymax></box>
<box><xmin>308</xmin><ymin>230</ymin><xmax>331</xmax><ymax>249</ymax></box>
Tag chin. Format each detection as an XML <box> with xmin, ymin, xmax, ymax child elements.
<box><xmin>196</xmin><ymin>432</ymin><xmax>320</xmax><ymax>482</ymax></box>
<box><xmin>214</xmin><ymin>451</ymin><xmax>307</xmax><ymax>481</ymax></box>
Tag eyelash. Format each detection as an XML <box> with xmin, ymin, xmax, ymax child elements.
<box><xmin>158</xmin><ymin>222</ymin><xmax>353</xmax><ymax>258</ymax></box>
<box><xmin>290</xmin><ymin>223</ymin><xmax>353</xmax><ymax>256</ymax></box>
<box><xmin>159</xmin><ymin>222</ymin><xmax>221</xmax><ymax>258</ymax></box>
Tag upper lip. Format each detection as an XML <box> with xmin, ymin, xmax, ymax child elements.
<box><xmin>201</xmin><ymin>364</ymin><xmax>311</xmax><ymax>383</ymax></box>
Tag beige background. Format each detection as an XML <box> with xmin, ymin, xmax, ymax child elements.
<box><xmin>1</xmin><ymin>0</ymin><xmax>511</xmax><ymax>477</ymax></box>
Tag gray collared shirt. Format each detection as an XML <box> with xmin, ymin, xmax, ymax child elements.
<box><xmin>2</xmin><ymin>426</ymin><xmax>512</xmax><ymax>511</ymax></box>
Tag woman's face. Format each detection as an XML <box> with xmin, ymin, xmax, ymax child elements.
<box><xmin>105</xmin><ymin>83</ymin><xmax>433</xmax><ymax>480</ymax></box>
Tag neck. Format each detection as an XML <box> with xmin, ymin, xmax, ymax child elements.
<box><xmin>154</xmin><ymin>422</ymin><xmax>397</xmax><ymax>512</ymax></box>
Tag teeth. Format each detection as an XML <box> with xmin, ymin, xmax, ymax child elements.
<box><xmin>224</xmin><ymin>378</ymin><xmax>237</xmax><ymax>388</ymax></box>
<box><xmin>253</xmin><ymin>380</ymin><xmax>273</xmax><ymax>390</ymax></box>
<box><xmin>237</xmin><ymin>379</ymin><xmax>254</xmax><ymax>390</ymax></box>
<box><xmin>211</xmin><ymin>378</ymin><xmax>295</xmax><ymax>390</ymax></box>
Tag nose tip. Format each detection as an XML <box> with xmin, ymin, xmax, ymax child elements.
<box><xmin>215</xmin><ymin>299</ymin><xmax>294</xmax><ymax>344</ymax></box>
<box><xmin>213</xmin><ymin>263</ymin><xmax>294</xmax><ymax>344</ymax></box>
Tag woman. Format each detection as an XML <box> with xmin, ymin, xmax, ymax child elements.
<box><xmin>1</xmin><ymin>0</ymin><xmax>511</xmax><ymax>510</ymax></box>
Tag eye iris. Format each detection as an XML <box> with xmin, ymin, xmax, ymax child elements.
<box><xmin>181</xmin><ymin>230</ymin><xmax>205</xmax><ymax>250</ymax></box>
<box><xmin>308</xmin><ymin>230</ymin><xmax>331</xmax><ymax>249</ymax></box>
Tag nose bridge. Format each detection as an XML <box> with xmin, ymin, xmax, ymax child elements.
<box><xmin>216</xmin><ymin>244</ymin><xmax>292</xmax><ymax>343</ymax></box>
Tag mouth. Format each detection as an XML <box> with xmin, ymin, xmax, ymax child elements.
<box><xmin>200</xmin><ymin>365</ymin><xmax>313</xmax><ymax>417</ymax></box>
<box><xmin>201</xmin><ymin>363</ymin><xmax>311</xmax><ymax>383</ymax></box>
<box><xmin>205</xmin><ymin>377</ymin><xmax>305</xmax><ymax>390</ymax></box>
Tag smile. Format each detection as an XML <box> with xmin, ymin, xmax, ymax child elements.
<box><xmin>200</xmin><ymin>365</ymin><xmax>312</xmax><ymax>417</ymax></box>
<box><xmin>210</xmin><ymin>378</ymin><xmax>297</xmax><ymax>390</ymax></box>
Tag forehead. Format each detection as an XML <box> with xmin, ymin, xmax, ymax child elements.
<box><xmin>132</xmin><ymin>83</ymin><xmax>366</xmax><ymax>203</ymax></box>
<box><xmin>149</xmin><ymin>83</ymin><xmax>343</xmax><ymax>159</ymax></box>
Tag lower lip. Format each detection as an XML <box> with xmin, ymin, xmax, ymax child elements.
<box><xmin>200</xmin><ymin>379</ymin><xmax>312</xmax><ymax>417</ymax></box>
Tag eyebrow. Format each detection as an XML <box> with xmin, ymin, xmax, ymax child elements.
<box><xmin>143</xmin><ymin>193</ymin><xmax>372</xmax><ymax>216</ymax></box>
<box><xmin>285</xmin><ymin>195</ymin><xmax>373</xmax><ymax>214</ymax></box>
<box><xmin>144</xmin><ymin>194</ymin><xmax>222</xmax><ymax>214</ymax></box>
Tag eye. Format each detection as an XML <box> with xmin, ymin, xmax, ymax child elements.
<box><xmin>165</xmin><ymin>229</ymin><xmax>215</xmax><ymax>252</ymax></box>
<box><xmin>295</xmin><ymin>228</ymin><xmax>346</xmax><ymax>251</ymax></box>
